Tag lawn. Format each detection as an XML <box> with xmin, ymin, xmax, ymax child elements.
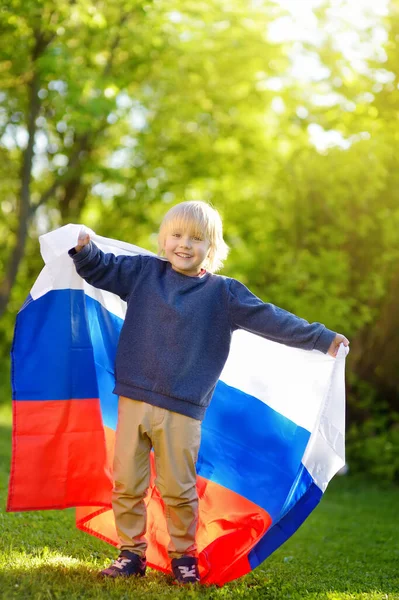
<box><xmin>0</xmin><ymin>403</ymin><xmax>398</xmax><ymax>600</ymax></box>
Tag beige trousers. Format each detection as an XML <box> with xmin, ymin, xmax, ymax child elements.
<box><xmin>112</xmin><ymin>396</ymin><xmax>201</xmax><ymax>559</ymax></box>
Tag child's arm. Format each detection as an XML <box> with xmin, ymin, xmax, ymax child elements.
<box><xmin>228</xmin><ymin>279</ymin><xmax>349</xmax><ymax>356</ymax></box>
<box><xmin>69</xmin><ymin>232</ymin><xmax>143</xmax><ymax>301</ymax></box>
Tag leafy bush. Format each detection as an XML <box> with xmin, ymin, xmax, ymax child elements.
<box><xmin>346</xmin><ymin>373</ymin><xmax>399</xmax><ymax>483</ymax></box>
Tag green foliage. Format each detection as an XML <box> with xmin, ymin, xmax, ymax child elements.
<box><xmin>1</xmin><ymin>0</ymin><xmax>399</xmax><ymax>478</ymax></box>
<box><xmin>348</xmin><ymin>421</ymin><xmax>399</xmax><ymax>483</ymax></box>
<box><xmin>346</xmin><ymin>374</ymin><xmax>399</xmax><ymax>483</ymax></box>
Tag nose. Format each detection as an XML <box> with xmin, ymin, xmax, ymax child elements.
<box><xmin>179</xmin><ymin>236</ymin><xmax>192</xmax><ymax>248</ymax></box>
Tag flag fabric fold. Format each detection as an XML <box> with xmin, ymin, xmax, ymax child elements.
<box><xmin>8</xmin><ymin>224</ymin><xmax>347</xmax><ymax>586</ymax></box>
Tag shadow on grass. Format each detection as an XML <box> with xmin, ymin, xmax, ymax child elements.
<box><xmin>257</xmin><ymin>558</ymin><xmax>397</xmax><ymax>595</ymax></box>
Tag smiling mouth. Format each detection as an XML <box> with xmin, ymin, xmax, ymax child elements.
<box><xmin>175</xmin><ymin>253</ymin><xmax>192</xmax><ymax>258</ymax></box>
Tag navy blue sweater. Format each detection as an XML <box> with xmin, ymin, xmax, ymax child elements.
<box><xmin>70</xmin><ymin>243</ymin><xmax>336</xmax><ymax>420</ymax></box>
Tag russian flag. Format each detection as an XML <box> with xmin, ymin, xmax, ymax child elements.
<box><xmin>7</xmin><ymin>225</ymin><xmax>347</xmax><ymax>586</ymax></box>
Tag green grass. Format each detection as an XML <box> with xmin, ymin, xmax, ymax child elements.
<box><xmin>0</xmin><ymin>403</ymin><xmax>398</xmax><ymax>600</ymax></box>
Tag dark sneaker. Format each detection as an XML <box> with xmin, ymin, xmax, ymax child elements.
<box><xmin>171</xmin><ymin>556</ymin><xmax>200</xmax><ymax>584</ymax></box>
<box><xmin>99</xmin><ymin>550</ymin><xmax>146</xmax><ymax>578</ymax></box>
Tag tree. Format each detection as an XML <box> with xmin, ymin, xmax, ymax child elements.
<box><xmin>0</xmin><ymin>0</ymin><xmax>286</xmax><ymax>317</ymax></box>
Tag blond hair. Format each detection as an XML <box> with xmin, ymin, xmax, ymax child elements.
<box><xmin>158</xmin><ymin>201</ymin><xmax>229</xmax><ymax>273</ymax></box>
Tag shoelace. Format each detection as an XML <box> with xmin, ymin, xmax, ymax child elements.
<box><xmin>112</xmin><ymin>557</ymin><xmax>132</xmax><ymax>570</ymax></box>
<box><xmin>177</xmin><ymin>565</ymin><xmax>198</xmax><ymax>578</ymax></box>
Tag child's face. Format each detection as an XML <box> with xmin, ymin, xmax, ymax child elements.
<box><xmin>163</xmin><ymin>227</ymin><xmax>211</xmax><ymax>277</ymax></box>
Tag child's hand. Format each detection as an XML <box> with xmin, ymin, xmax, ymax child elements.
<box><xmin>75</xmin><ymin>231</ymin><xmax>91</xmax><ymax>252</ymax></box>
<box><xmin>327</xmin><ymin>333</ymin><xmax>349</xmax><ymax>358</ymax></box>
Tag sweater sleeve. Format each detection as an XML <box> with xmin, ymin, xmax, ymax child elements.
<box><xmin>228</xmin><ymin>279</ymin><xmax>336</xmax><ymax>354</ymax></box>
<box><xmin>69</xmin><ymin>242</ymin><xmax>143</xmax><ymax>301</ymax></box>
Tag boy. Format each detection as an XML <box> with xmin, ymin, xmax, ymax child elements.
<box><xmin>69</xmin><ymin>200</ymin><xmax>349</xmax><ymax>584</ymax></box>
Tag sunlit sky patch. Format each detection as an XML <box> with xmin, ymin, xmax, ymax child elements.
<box><xmin>268</xmin><ymin>0</ymin><xmax>390</xmax><ymax>150</ymax></box>
<box><xmin>270</xmin><ymin>0</ymin><xmax>389</xmax><ymax>78</ymax></box>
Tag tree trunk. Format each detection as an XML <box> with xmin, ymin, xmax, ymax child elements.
<box><xmin>0</xmin><ymin>72</ymin><xmax>40</xmax><ymax>317</ymax></box>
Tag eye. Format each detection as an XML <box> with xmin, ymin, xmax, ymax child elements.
<box><xmin>172</xmin><ymin>233</ymin><xmax>181</xmax><ymax>238</ymax></box>
<box><xmin>193</xmin><ymin>236</ymin><xmax>203</xmax><ymax>241</ymax></box>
